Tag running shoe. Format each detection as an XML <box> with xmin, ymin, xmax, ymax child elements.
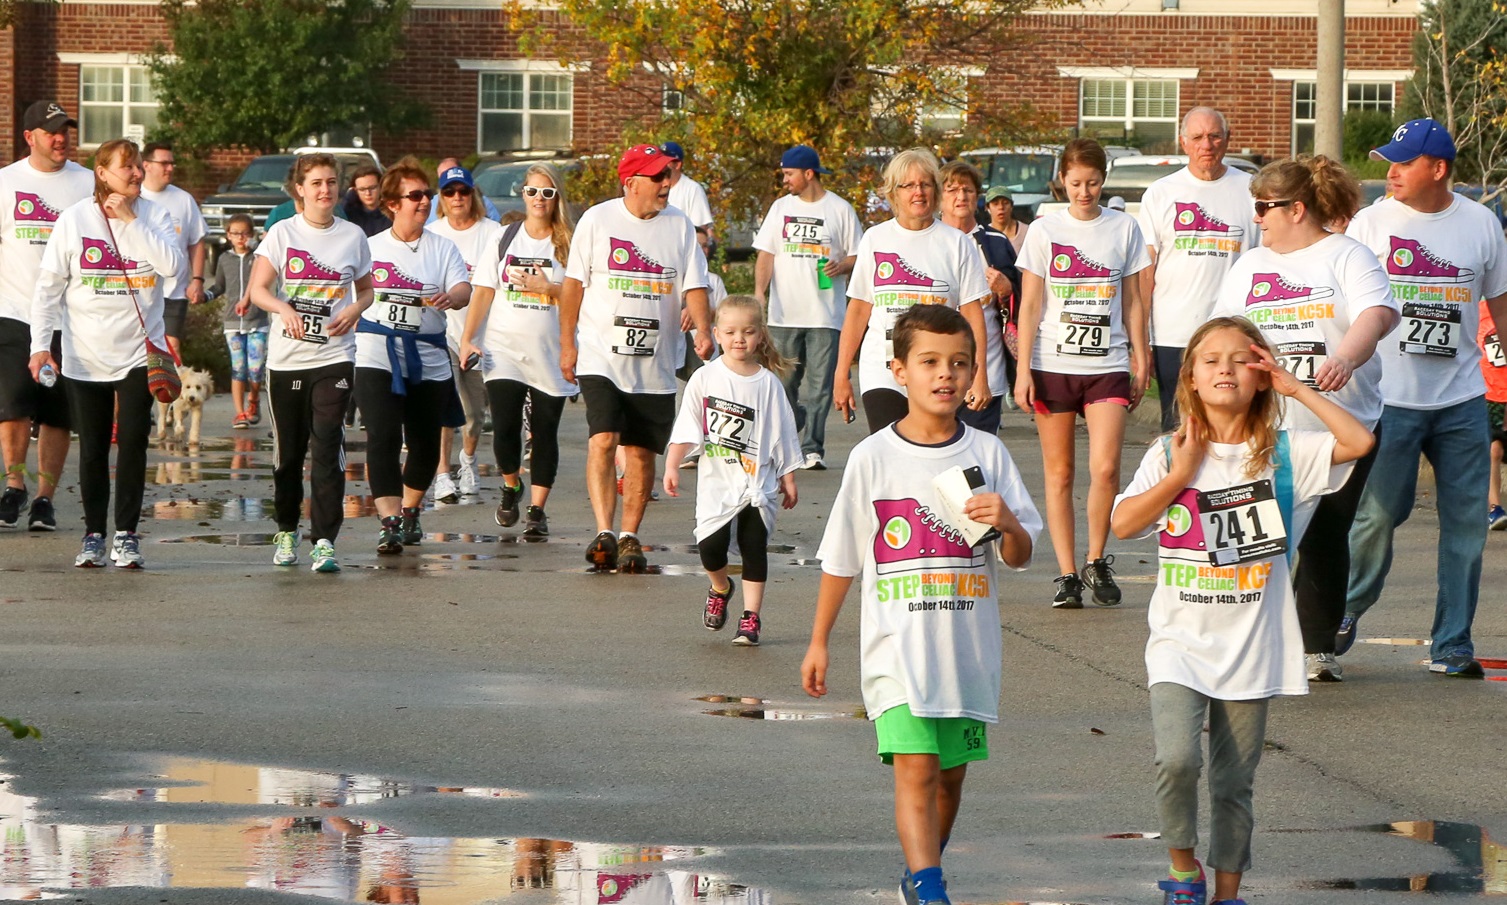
<box><xmin>801</xmin><ymin>452</ymin><xmax>827</xmax><ymax>471</ymax></box>
<box><xmin>732</xmin><ymin>610</ymin><xmax>762</xmax><ymax>646</ymax></box>
<box><xmin>1081</xmin><ymin>555</ymin><xmax>1122</xmax><ymax>606</ymax></box>
<box><xmin>1306</xmin><ymin>652</ymin><xmax>1343</xmax><ymax>682</ymax></box>
<box><xmin>1334</xmin><ymin>613</ymin><xmax>1360</xmax><ymax>656</ymax></box>
<box><xmin>496</xmin><ymin>480</ymin><xmax>523</xmax><ymax>527</ymax></box>
<box><xmin>232</xmin><ymin>411</ymin><xmax>250</xmax><ymax>430</ymax></box>
<box><xmin>705</xmin><ymin>579</ymin><xmax>736</xmax><ymax>630</ymax></box>
<box><xmin>27</xmin><ymin>496</ymin><xmax>56</xmax><ymax>532</ymax></box>
<box><xmin>1490</xmin><ymin>504</ymin><xmax>1507</xmax><ymax>531</ymax></box>
<box><xmin>1157</xmin><ymin>864</ymin><xmax>1207</xmax><ymax>905</ymax></box>
<box><xmin>898</xmin><ymin>871</ymin><xmax>919</xmax><ymax>905</ymax></box>
<box><xmin>310</xmin><ymin>538</ymin><xmax>341</xmax><ymax>573</ymax></box>
<box><xmin>400</xmin><ymin>507</ymin><xmax>423</xmax><ymax>545</ymax></box>
<box><xmin>1211</xmin><ymin>899</ymin><xmax>1248</xmax><ymax>904</ymax></box>
<box><xmin>679</xmin><ymin>455</ymin><xmax>699</xmax><ymax>470</ymax></box>
<box><xmin>522</xmin><ymin>505</ymin><xmax>549</xmax><ymax>537</ymax></box>
<box><xmin>273</xmin><ymin>530</ymin><xmax>299</xmax><ymax>566</ymax></box>
<box><xmin>0</xmin><ymin>485</ymin><xmax>27</xmax><ymax>528</ymax></box>
<box><xmin>377</xmin><ymin>516</ymin><xmax>403</xmax><ymax>555</ymax></box>
<box><xmin>1430</xmin><ymin>653</ymin><xmax>1485</xmax><ymax>677</ymax></box>
<box><xmin>432</xmin><ymin>471</ymin><xmax>459</xmax><ymax>504</ymax></box>
<box><xmin>74</xmin><ymin>532</ymin><xmax>108</xmax><ymax>568</ymax></box>
<box><xmin>585</xmin><ymin>531</ymin><xmax>617</xmax><ymax>570</ymax></box>
<box><xmin>111</xmin><ymin>531</ymin><xmax>145</xmax><ymax>569</ymax></box>
<box><xmin>1052</xmin><ymin>572</ymin><xmax>1084</xmax><ymax>609</ymax></box>
<box><xmin>247</xmin><ymin>398</ymin><xmax>261</xmax><ymax>425</ymax></box>
<box><xmin>457</xmin><ymin>453</ymin><xmax>479</xmax><ymax>495</ymax></box>
<box><xmin>617</xmin><ymin>533</ymin><xmax>648</xmax><ymax>573</ymax></box>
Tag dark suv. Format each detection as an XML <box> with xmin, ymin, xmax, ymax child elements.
<box><xmin>200</xmin><ymin>148</ymin><xmax>382</xmax><ymax>257</ymax></box>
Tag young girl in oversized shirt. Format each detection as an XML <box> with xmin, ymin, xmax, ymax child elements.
<box><xmin>1111</xmin><ymin>317</ymin><xmax>1373</xmax><ymax>905</ymax></box>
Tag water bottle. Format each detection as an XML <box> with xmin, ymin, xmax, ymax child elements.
<box><xmin>38</xmin><ymin>364</ymin><xmax>56</xmax><ymax>388</ymax></box>
<box><xmin>816</xmin><ymin>256</ymin><xmax>833</xmax><ymax>291</ymax></box>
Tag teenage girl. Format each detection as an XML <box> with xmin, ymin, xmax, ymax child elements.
<box><xmin>664</xmin><ymin>295</ymin><xmax>801</xmax><ymax>646</ymax></box>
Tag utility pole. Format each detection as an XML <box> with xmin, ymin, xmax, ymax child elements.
<box><xmin>1315</xmin><ymin>0</ymin><xmax>1345</xmax><ymax>158</ymax></box>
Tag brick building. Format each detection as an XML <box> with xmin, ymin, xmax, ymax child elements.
<box><xmin>0</xmin><ymin>0</ymin><xmax>1418</xmax><ymax>193</ymax></box>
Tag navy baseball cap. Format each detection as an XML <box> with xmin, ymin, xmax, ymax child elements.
<box><xmin>780</xmin><ymin>145</ymin><xmax>832</xmax><ymax>175</ymax></box>
<box><xmin>1370</xmin><ymin>118</ymin><xmax>1457</xmax><ymax>163</ymax></box>
<box><xmin>439</xmin><ymin>166</ymin><xmax>473</xmax><ymax>189</ymax></box>
<box><xmin>662</xmin><ymin>141</ymin><xmax>685</xmax><ymax>161</ymax></box>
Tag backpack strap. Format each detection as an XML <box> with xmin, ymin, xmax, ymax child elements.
<box><xmin>497</xmin><ymin>219</ymin><xmax>524</xmax><ymax>270</ymax></box>
<box><xmin>1274</xmin><ymin>430</ymin><xmax>1294</xmax><ymax>566</ymax></box>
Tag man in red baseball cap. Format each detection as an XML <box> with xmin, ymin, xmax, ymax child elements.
<box><xmin>559</xmin><ymin>144</ymin><xmax>712</xmax><ymax>573</ymax></box>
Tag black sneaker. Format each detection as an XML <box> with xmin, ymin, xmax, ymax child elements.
<box><xmin>585</xmin><ymin>531</ymin><xmax>618</xmax><ymax>570</ymax></box>
<box><xmin>522</xmin><ymin>505</ymin><xmax>548</xmax><ymax>537</ymax></box>
<box><xmin>1082</xmin><ymin>555</ymin><xmax>1122</xmax><ymax>606</ymax></box>
<box><xmin>0</xmin><ymin>485</ymin><xmax>27</xmax><ymax>528</ymax></box>
<box><xmin>495</xmin><ymin>480</ymin><xmax>523</xmax><ymax>527</ymax></box>
<box><xmin>27</xmin><ymin>496</ymin><xmax>56</xmax><ymax>532</ymax></box>
<box><xmin>399</xmin><ymin>507</ymin><xmax>422</xmax><ymax>545</ymax></box>
<box><xmin>1052</xmin><ymin>573</ymin><xmax>1085</xmax><ymax>609</ymax></box>
<box><xmin>1334</xmin><ymin>613</ymin><xmax>1360</xmax><ymax>656</ymax></box>
<box><xmin>377</xmin><ymin>516</ymin><xmax>403</xmax><ymax>555</ymax></box>
<box><xmin>732</xmin><ymin>610</ymin><xmax>762</xmax><ymax>646</ymax></box>
<box><xmin>617</xmin><ymin>533</ymin><xmax>648</xmax><ymax>574</ymax></box>
<box><xmin>704</xmin><ymin>579</ymin><xmax>736</xmax><ymax>630</ymax></box>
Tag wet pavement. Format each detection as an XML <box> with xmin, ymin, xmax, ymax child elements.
<box><xmin>0</xmin><ymin>395</ymin><xmax>1505</xmax><ymax>903</ymax></box>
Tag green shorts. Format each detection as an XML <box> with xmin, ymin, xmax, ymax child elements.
<box><xmin>874</xmin><ymin>704</ymin><xmax>989</xmax><ymax>771</ymax></box>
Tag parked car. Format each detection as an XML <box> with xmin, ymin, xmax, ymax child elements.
<box><xmin>959</xmin><ymin>146</ymin><xmax>1060</xmax><ymax>219</ymax></box>
<box><xmin>199</xmin><ymin>147</ymin><xmax>382</xmax><ymax>260</ymax></box>
<box><xmin>1454</xmin><ymin>184</ymin><xmax>1507</xmax><ymax>233</ymax></box>
<box><xmin>473</xmin><ymin>152</ymin><xmax>586</xmax><ymax>222</ymax></box>
<box><xmin>1031</xmin><ymin>154</ymin><xmax>1261</xmax><ymax>219</ymax></box>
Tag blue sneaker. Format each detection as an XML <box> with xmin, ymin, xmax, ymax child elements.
<box><xmin>1334</xmin><ymin>613</ymin><xmax>1360</xmax><ymax>657</ymax></box>
<box><xmin>1491</xmin><ymin>504</ymin><xmax>1507</xmax><ymax>531</ymax></box>
<box><xmin>1158</xmin><ymin>864</ymin><xmax>1207</xmax><ymax>905</ymax></box>
<box><xmin>1212</xmin><ymin>900</ymin><xmax>1249</xmax><ymax>905</ymax></box>
<box><xmin>310</xmin><ymin>538</ymin><xmax>341</xmax><ymax>573</ymax></box>
<box><xmin>898</xmin><ymin>870</ymin><xmax>918</xmax><ymax>905</ymax></box>
<box><xmin>1430</xmin><ymin>652</ymin><xmax>1485</xmax><ymax>677</ymax></box>
<box><xmin>74</xmin><ymin>532</ymin><xmax>108</xmax><ymax>568</ymax></box>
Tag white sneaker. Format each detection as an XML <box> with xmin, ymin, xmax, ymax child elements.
<box><xmin>1306</xmin><ymin>652</ymin><xmax>1343</xmax><ymax>682</ymax></box>
<box><xmin>310</xmin><ymin>538</ymin><xmax>340</xmax><ymax>573</ymax></box>
<box><xmin>111</xmin><ymin>531</ymin><xmax>145</xmax><ymax>569</ymax></box>
<box><xmin>432</xmin><ymin>471</ymin><xmax>459</xmax><ymax>503</ymax></box>
<box><xmin>457</xmin><ymin>453</ymin><xmax>479</xmax><ymax>495</ymax></box>
<box><xmin>272</xmin><ymin>530</ymin><xmax>299</xmax><ymax>566</ymax></box>
<box><xmin>800</xmin><ymin>451</ymin><xmax>827</xmax><ymax>471</ymax></box>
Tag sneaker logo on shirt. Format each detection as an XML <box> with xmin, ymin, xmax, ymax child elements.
<box><xmin>607</xmin><ymin>237</ymin><xmax>677</xmax><ymax>299</ymax></box>
<box><xmin>285</xmin><ymin>247</ymin><xmax>344</xmax><ymax>282</ymax></box>
<box><xmin>14</xmin><ymin>191</ymin><xmax>62</xmax><ymax>223</ymax></box>
<box><xmin>1386</xmin><ymin>236</ymin><xmax>1476</xmax><ymax>294</ymax></box>
<box><xmin>1049</xmin><ymin>243</ymin><xmax>1122</xmax><ymax>282</ymax></box>
<box><xmin>871</xmin><ymin>251</ymin><xmax>950</xmax><ymax>309</ymax></box>
<box><xmin>1242</xmin><ymin>273</ymin><xmax>1336</xmax><ymax>324</ymax></box>
<box><xmin>371</xmin><ymin>262</ymin><xmax>426</xmax><ymax>290</ymax></box>
<box><xmin>872</xmin><ymin>497</ymin><xmax>983</xmax><ymax>576</ymax></box>
<box><xmin>1171</xmin><ymin>202</ymin><xmax>1243</xmax><ymax>253</ymax></box>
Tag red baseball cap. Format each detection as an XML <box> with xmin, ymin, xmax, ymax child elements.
<box><xmin>618</xmin><ymin>144</ymin><xmax>671</xmax><ymax>183</ymax></box>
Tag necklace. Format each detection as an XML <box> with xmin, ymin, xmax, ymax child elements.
<box><xmin>304</xmin><ymin>214</ymin><xmax>335</xmax><ymax>229</ymax></box>
<box><xmin>393</xmin><ymin>230</ymin><xmax>422</xmax><ymax>252</ymax></box>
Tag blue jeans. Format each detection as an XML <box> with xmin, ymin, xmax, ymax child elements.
<box><xmin>1346</xmin><ymin>397</ymin><xmax>1488</xmax><ymax>658</ymax></box>
<box><xmin>769</xmin><ymin>326</ymin><xmax>838</xmax><ymax>457</ymax></box>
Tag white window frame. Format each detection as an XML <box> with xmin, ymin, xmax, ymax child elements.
<box><xmin>458</xmin><ymin>60</ymin><xmax>581</xmax><ymax>155</ymax></box>
<box><xmin>1270</xmin><ymin>69</ymin><xmax>1409</xmax><ymax>155</ymax></box>
<box><xmin>1077</xmin><ymin>77</ymin><xmax>1181</xmax><ymax>143</ymax></box>
<box><xmin>57</xmin><ymin>53</ymin><xmax>161</xmax><ymax>149</ymax></box>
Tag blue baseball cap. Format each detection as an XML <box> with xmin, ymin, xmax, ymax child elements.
<box><xmin>662</xmin><ymin>141</ymin><xmax>686</xmax><ymax>161</ymax></box>
<box><xmin>780</xmin><ymin>144</ymin><xmax>832</xmax><ymax>175</ymax></box>
<box><xmin>439</xmin><ymin>166</ymin><xmax>473</xmax><ymax>189</ymax></box>
<box><xmin>1370</xmin><ymin>118</ymin><xmax>1457</xmax><ymax>163</ymax></box>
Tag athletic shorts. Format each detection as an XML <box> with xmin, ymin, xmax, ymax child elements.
<box><xmin>1031</xmin><ymin>369</ymin><xmax>1131</xmax><ymax>416</ymax></box>
<box><xmin>0</xmin><ymin>318</ymin><xmax>70</xmax><ymax>428</ymax></box>
<box><xmin>875</xmin><ymin>704</ymin><xmax>989</xmax><ymax>771</ymax></box>
<box><xmin>162</xmin><ymin>298</ymin><xmax>189</xmax><ymax>340</ymax></box>
<box><xmin>1489</xmin><ymin>401</ymin><xmax>1507</xmax><ymax>447</ymax></box>
<box><xmin>579</xmin><ymin>375</ymin><xmax>675</xmax><ymax>453</ymax></box>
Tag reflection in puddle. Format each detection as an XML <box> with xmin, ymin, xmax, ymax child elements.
<box><xmin>703</xmin><ymin>708</ymin><xmax>865</xmax><ymax>721</ymax></box>
<box><xmin>1287</xmin><ymin>821</ymin><xmax>1507</xmax><ymax>895</ymax></box>
<box><xmin>147</xmin><ymin>497</ymin><xmax>276</xmax><ymax>521</ymax></box>
<box><xmin>0</xmin><ymin>758</ymin><xmax>771</xmax><ymax>903</ymax></box>
<box><xmin>695</xmin><ymin>695</ymin><xmax>767</xmax><ymax>705</ymax></box>
<box><xmin>1359</xmin><ymin>638</ymin><xmax>1432</xmax><ymax>646</ymax></box>
<box><xmin>1103</xmin><ymin>831</ymin><xmax>1161</xmax><ymax>839</ymax></box>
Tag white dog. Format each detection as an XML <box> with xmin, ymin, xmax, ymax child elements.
<box><xmin>155</xmin><ymin>367</ymin><xmax>214</xmax><ymax>445</ymax></box>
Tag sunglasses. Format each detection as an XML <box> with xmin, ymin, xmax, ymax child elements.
<box><xmin>441</xmin><ymin>186</ymin><xmax>473</xmax><ymax>198</ymax></box>
<box><xmin>637</xmin><ymin>169</ymin><xmax>673</xmax><ymax>183</ymax></box>
<box><xmin>1254</xmin><ymin>199</ymin><xmax>1294</xmax><ymax>216</ymax></box>
<box><xmin>522</xmin><ymin>186</ymin><xmax>559</xmax><ymax>199</ymax></box>
<box><xmin>398</xmin><ymin>189</ymin><xmax>437</xmax><ymax>203</ymax></box>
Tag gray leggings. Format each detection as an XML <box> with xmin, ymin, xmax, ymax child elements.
<box><xmin>1150</xmin><ymin>682</ymin><xmax>1270</xmax><ymax>874</ymax></box>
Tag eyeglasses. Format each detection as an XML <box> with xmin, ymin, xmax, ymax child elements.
<box><xmin>399</xmin><ymin>189</ymin><xmax>436</xmax><ymax>203</ymax></box>
<box><xmin>896</xmin><ymin>181</ymin><xmax>935</xmax><ymax>193</ymax></box>
<box><xmin>1254</xmin><ymin>199</ymin><xmax>1294</xmax><ymax>216</ymax></box>
<box><xmin>227</xmin><ymin>230</ymin><xmax>253</xmax><ymax>237</ymax></box>
<box><xmin>522</xmin><ymin>186</ymin><xmax>559</xmax><ymax>199</ymax></box>
<box><xmin>355</xmin><ymin>184</ymin><xmax>379</xmax><ymax>194</ymax></box>
<box><xmin>636</xmin><ymin>169</ymin><xmax>673</xmax><ymax>183</ymax></box>
<box><xmin>441</xmin><ymin>186</ymin><xmax>473</xmax><ymax>198</ymax></box>
<box><xmin>145</xmin><ymin>158</ymin><xmax>175</xmax><ymax>167</ymax></box>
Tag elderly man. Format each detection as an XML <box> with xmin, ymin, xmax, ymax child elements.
<box><xmin>559</xmin><ymin>144</ymin><xmax>711</xmax><ymax>573</ymax></box>
<box><xmin>1137</xmin><ymin>107</ymin><xmax>1259</xmax><ymax>431</ymax></box>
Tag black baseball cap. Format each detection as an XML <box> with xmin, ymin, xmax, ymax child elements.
<box><xmin>23</xmin><ymin>101</ymin><xmax>76</xmax><ymax>133</ymax></box>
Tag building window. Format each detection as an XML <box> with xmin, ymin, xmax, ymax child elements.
<box><xmin>663</xmin><ymin>85</ymin><xmax>686</xmax><ymax>114</ymax></box>
<box><xmin>1292</xmin><ymin>81</ymin><xmax>1395</xmax><ymax>153</ymax></box>
<box><xmin>1079</xmin><ymin>78</ymin><xmax>1179</xmax><ymax>151</ymax></box>
<box><xmin>78</xmin><ymin>65</ymin><xmax>158</xmax><ymax>147</ymax></box>
<box><xmin>871</xmin><ymin>71</ymin><xmax>968</xmax><ymax>138</ymax></box>
<box><xmin>478</xmin><ymin>71</ymin><xmax>572</xmax><ymax>153</ymax></box>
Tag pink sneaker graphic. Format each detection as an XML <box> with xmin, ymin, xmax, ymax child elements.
<box><xmin>1159</xmin><ymin>487</ymin><xmax>1208</xmax><ymax>561</ymax></box>
<box><xmin>13</xmin><ymin>191</ymin><xmax>62</xmax><ymax>223</ymax></box>
<box><xmin>1050</xmin><ymin>243</ymin><xmax>1121</xmax><ymax>282</ymax></box>
<box><xmin>79</xmin><ymin>237</ymin><xmax>138</xmax><ymax>271</ymax></box>
<box><xmin>1173</xmin><ymin>202</ymin><xmax>1232</xmax><ymax>234</ymax></box>
<box><xmin>1388</xmin><ymin>236</ymin><xmax>1475</xmax><ymax>284</ymax></box>
<box><xmin>872</xmin><ymin>498</ymin><xmax>984</xmax><ymax>575</ymax></box>
<box><xmin>608</xmin><ymin>238</ymin><xmax>678</xmax><ymax>279</ymax></box>
<box><xmin>873</xmin><ymin>251</ymin><xmax>952</xmax><ymax>293</ymax></box>
<box><xmin>370</xmin><ymin>261</ymin><xmax>425</xmax><ymax>290</ymax></box>
<box><xmin>1244</xmin><ymin>273</ymin><xmax>1335</xmax><ymax>307</ymax></box>
<box><xmin>284</xmin><ymin>247</ymin><xmax>344</xmax><ymax>282</ymax></box>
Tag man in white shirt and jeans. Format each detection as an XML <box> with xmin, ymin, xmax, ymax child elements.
<box><xmin>1340</xmin><ymin>118</ymin><xmax>1507</xmax><ymax>677</ymax></box>
<box><xmin>139</xmin><ymin>142</ymin><xmax>207</xmax><ymax>362</ymax></box>
<box><xmin>663</xmin><ymin>141</ymin><xmax>714</xmax><ymax>241</ymax></box>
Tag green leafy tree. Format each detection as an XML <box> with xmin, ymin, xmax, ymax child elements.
<box><xmin>1405</xmin><ymin>0</ymin><xmax>1507</xmax><ymax>193</ymax></box>
<box><xmin>146</xmin><ymin>0</ymin><xmax>428</xmax><ymax>154</ymax></box>
<box><xmin>0</xmin><ymin>0</ymin><xmax>58</xmax><ymax>29</ymax></box>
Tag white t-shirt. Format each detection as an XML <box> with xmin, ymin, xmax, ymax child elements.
<box><xmin>30</xmin><ymin>197</ymin><xmax>180</xmax><ymax>381</ymax></box>
<box><xmin>139</xmin><ymin>183</ymin><xmax>207</xmax><ymax>299</ymax></box>
<box><xmin>1212</xmin><ymin>233</ymin><xmax>1397</xmax><ymax>431</ymax></box>
<box><xmin>255</xmin><ymin>216</ymin><xmax>373</xmax><ymax>372</ymax></box>
<box><xmin>847</xmin><ymin>219</ymin><xmax>989</xmax><ymax>396</ymax></box>
<box><xmin>817</xmin><ymin>424</ymin><xmax>1043</xmax><ymax>721</ymax></box>
<box><xmin>669</xmin><ymin>358</ymin><xmax>802</xmax><ymax>540</ymax></box>
<box><xmin>473</xmin><ymin>224</ymin><xmax>577</xmax><ymax>397</ymax></box>
<box><xmin>1138</xmin><ymin>166</ymin><xmax>1259</xmax><ymax>347</ymax></box>
<box><xmin>1114</xmin><ymin>431</ymin><xmax>1351</xmax><ymax>699</ymax></box>
<box><xmin>668</xmin><ymin>175</ymin><xmax>713</xmax><ymax>228</ymax></box>
<box><xmin>1348</xmin><ymin>196</ymin><xmax>1507</xmax><ymax>411</ymax></box>
<box><xmin>0</xmin><ymin>159</ymin><xmax>92</xmax><ymax>324</ymax></box>
<box><xmin>1017</xmin><ymin>208</ymin><xmax>1151</xmax><ymax>375</ymax></box>
<box><xmin>754</xmin><ymin>191</ymin><xmax>864</xmax><ymax>329</ymax></box>
<box><xmin>425</xmin><ymin>215</ymin><xmax>505</xmax><ymax>352</ymax></box>
<box><xmin>565</xmin><ymin>199</ymin><xmax>709</xmax><ymax>394</ymax></box>
<box><xmin>357</xmin><ymin>230</ymin><xmax>470</xmax><ymax>381</ymax></box>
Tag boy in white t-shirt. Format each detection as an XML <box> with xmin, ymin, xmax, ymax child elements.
<box><xmin>803</xmin><ymin>304</ymin><xmax>1041</xmax><ymax>905</ymax></box>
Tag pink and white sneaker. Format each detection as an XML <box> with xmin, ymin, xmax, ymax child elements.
<box><xmin>1049</xmin><ymin>243</ymin><xmax>1121</xmax><ymax>281</ymax></box>
<box><xmin>1174</xmin><ymin>202</ymin><xmax>1233</xmax><ymax>233</ymax></box>
<box><xmin>873</xmin><ymin>251</ymin><xmax>951</xmax><ymax>292</ymax></box>
<box><xmin>1244</xmin><ymin>272</ymin><xmax>1335</xmax><ymax>306</ymax></box>
<box><xmin>1388</xmin><ymin>237</ymin><xmax>1475</xmax><ymax>283</ymax></box>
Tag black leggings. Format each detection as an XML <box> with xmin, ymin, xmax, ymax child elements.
<box><xmin>698</xmin><ymin>506</ymin><xmax>770</xmax><ymax>582</ymax></box>
<box><xmin>1295</xmin><ymin>423</ymin><xmax>1382</xmax><ymax>654</ymax></box>
<box><xmin>487</xmin><ymin>379</ymin><xmax>566</xmax><ymax>487</ymax></box>
<box><xmin>269</xmin><ymin>362</ymin><xmax>352</xmax><ymax>541</ymax></box>
<box><xmin>67</xmin><ymin>368</ymin><xmax>151</xmax><ymax>535</ymax></box>
<box><xmin>355</xmin><ymin>368</ymin><xmax>449</xmax><ymax>498</ymax></box>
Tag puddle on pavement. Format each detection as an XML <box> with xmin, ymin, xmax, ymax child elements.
<box><xmin>696</xmin><ymin>696</ymin><xmax>865</xmax><ymax>721</ymax></box>
<box><xmin>1360</xmin><ymin>638</ymin><xmax>1432</xmax><ymax>646</ymax></box>
<box><xmin>1103</xmin><ymin>831</ymin><xmax>1161</xmax><ymax>839</ymax></box>
<box><xmin>0</xmin><ymin>757</ymin><xmax>771</xmax><ymax>903</ymax></box>
<box><xmin>1286</xmin><ymin>821</ymin><xmax>1507</xmax><ymax>895</ymax></box>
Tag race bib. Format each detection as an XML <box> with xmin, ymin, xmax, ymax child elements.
<box><xmin>611</xmin><ymin>315</ymin><xmax>659</xmax><ymax>356</ymax></box>
<box><xmin>705</xmin><ymin>395</ymin><xmax>756</xmax><ymax>454</ymax></box>
<box><xmin>285</xmin><ymin>297</ymin><xmax>332</xmax><ymax>345</ymax></box>
<box><xmin>375</xmin><ymin>290</ymin><xmax>423</xmax><ymax>333</ymax></box>
<box><xmin>1197</xmin><ymin>480</ymin><xmax>1288</xmax><ymax>566</ymax></box>
<box><xmin>1399</xmin><ymin>303</ymin><xmax>1462</xmax><ymax>358</ymax></box>
<box><xmin>1487</xmin><ymin>332</ymin><xmax>1506</xmax><ymax>368</ymax></box>
<box><xmin>1275</xmin><ymin>340</ymin><xmax>1326</xmax><ymax>388</ymax></box>
<box><xmin>783</xmin><ymin>216</ymin><xmax>825</xmax><ymax>246</ymax></box>
<box><xmin>1056</xmin><ymin>311</ymin><xmax>1111</xmax><ymax>357</ymax></box>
